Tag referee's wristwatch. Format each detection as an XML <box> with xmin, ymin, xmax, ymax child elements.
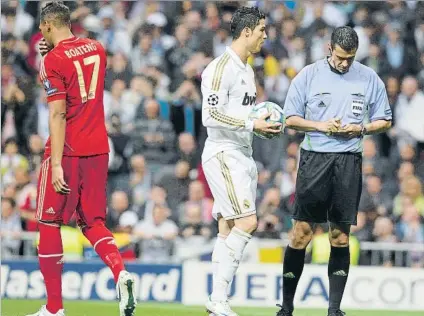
<box><xmin>360</xmin><ymin>125</ymin><xmax>367</xmax><ymax>137</ymax></box>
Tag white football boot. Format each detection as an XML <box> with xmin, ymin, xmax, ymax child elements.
<box><xmin>205</xmin><ymin>296</ymin><xmax>238</xmax><ymax>316</ymax></box>
<box><xmin>116</xmin><ymin>270</ymin><xmax>137</xmax><ymax>316</ymax></box>
<box><xmin>26</xmin><ymin>305</ymin><xmax>65</xmax><ymax>316</ymax></box>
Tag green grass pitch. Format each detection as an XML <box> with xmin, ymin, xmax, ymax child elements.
<box><xmin>2</xmin><ymin>300</ymin><xmax>423</xmax><ymax>316</ymax></box>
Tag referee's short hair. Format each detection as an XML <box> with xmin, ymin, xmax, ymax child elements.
<box><xmin>331</xmin><ymin>26</ymin><xmax>359</xmax><ymax>52</ymax></box>
<box><xmin>230</xmin><ymin>6</ymin><xmax>265</xmax><ymax>40</ymax></box>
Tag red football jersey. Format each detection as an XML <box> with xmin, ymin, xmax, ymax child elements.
<box><xmin>39</xmin><ymin>36</ymin><xmax>109</xmax><ymax>157</ymax></box>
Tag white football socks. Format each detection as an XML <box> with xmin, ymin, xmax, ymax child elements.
<box><xmin>212</xmin><ymin>234</ymin><xmax>234</xmax><ymax>297</ymax></box>
<box><xmin>211</xmin><ymin>227</ymin><xmax>251</xmax><ymax>302</ymax></box>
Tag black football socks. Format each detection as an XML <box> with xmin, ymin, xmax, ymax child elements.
<box><xmin>282</xmin><ymin>246</ymin><xmax>306</xmax><ymax>311</ymax></box>
<box><xmin>328</xmin><ymin>246</ymin><xmax>350</xmax><ymax>313</ymax></box>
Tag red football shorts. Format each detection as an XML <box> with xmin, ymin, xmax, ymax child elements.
<box><xmin>36</xmin><ymin>154</ymin><xmax>108</xmax><ymax>226</ymax></box>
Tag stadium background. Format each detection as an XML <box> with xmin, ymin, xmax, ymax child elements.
<box><xmin>1</xmin><ymin>0</ymin><xmax>424</xmax><ymax>314</ymax></box>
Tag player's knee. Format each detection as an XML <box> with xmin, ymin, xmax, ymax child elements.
<box><xmin>329</xmin><ymin>230</ymin><xmax>350</xmax><ymax>247</ymax></box>
<box><xmin>291</xmin><ymin>221</ymin><xmax>313</xmax><ymax>249</ymax></box>
<box><xmin>234</xmin><ymin>214</ymin><xmax>258</xmax><ymax>234</ymax></box>
<box><xmin>329</xmin><ymin>223</ymin><xmax>350</xmax><ymax>247</ymax></box>
<box><xmin>80</xmin><ymin>219</ymin><xmax>105</xmax><ymax>233</ymax></box>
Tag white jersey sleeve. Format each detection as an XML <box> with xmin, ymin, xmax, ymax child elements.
<box><xmin>201</xmin><ymin>57</ymin><xmax>254</xmax><ymax>133</ymax></box>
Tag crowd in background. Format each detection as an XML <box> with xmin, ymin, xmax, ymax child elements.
<box><xmin>1</xmin><ymin>0</ymin><xmax>424</xmax><ymax>267</ymax></box>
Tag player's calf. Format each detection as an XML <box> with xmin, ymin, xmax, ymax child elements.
<box><xmin>328</xmin><ymin>223</ymin><xmax>351</xmax><ymax>314</ymax></box>
<box><xmin>81</xmin><ymin>220</ymin><xmax>125</xmax><ymax>283</ymax></box>
<box><xmin>38</xmin><ymin>221</ymin><xmax>64</xmax><ymax>315</ymax></box>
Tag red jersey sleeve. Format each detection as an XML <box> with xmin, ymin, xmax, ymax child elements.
<box><xmin>39</xmin><ymin>54</ymin><xmax>67</xmax><ymax>102</ymax></box>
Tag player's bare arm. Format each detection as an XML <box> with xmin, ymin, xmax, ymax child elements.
<box><xmin>48</xmin><ymin>99</ymin><xmax>70</xmax><ymax>195</ymax></box>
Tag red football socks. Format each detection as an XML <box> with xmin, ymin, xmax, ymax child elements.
<box><xmin>38</xmin><ymin>222</ymin><xmax>64</xmax><ymax>314</ymax></box>
<box><xmin>83</xmin><ymin>223</ymin><xmax>125</xmax><ymax>283</ymax></box>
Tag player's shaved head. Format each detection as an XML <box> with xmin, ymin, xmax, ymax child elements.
<box><xmin>40</xmin><ymin>1</ymin><xmax>71</xmax><ymax>27</ymax></box>
<box><xmin>230</xmin><ymin>6</ymin><xmax>265</xmax><ymax>40</ymax></box>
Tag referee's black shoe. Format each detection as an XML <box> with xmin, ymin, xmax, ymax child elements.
<box><xmin>276</xmin><ymin>304</ymin><xmax>293</xmax><ymax>316</ymax></box>
<box><xmin>328</xmin><ymin>310</ymin><xmax>346</xmax><ymax>316</ymax></box>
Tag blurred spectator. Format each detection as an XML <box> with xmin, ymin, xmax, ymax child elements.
<box><xmin>258</xmin><ymin>187</ymin><xmax>282</xmax><ymax>217</ymax></box>
<box><xmin>177</xmin><ymin>133</ymin><xmax>199</xmax><ymax>169</ymax></box>
<box><xmin>106</xmin><ymin>191</ymin><xmax>137</xmax><ymax>232</ymax></box>
<box><xmin>104</xmin><ymin>80</ymin><xmax>127</xmax><ymax>121</ymax></box>
<box><xmin>308</xmin><ymin>19</ymin><xmax>331</xmax><ymax>62</ymax></box>
<box><xmin>105</xmin><ymin>53</ymin><xmax>133</xmax><ymax>91</ymax></box>
<box><xmin>392</xmin><ymin>77</ymin><xmax>424</xmax><ymax>150</ymax></box>
<box><xmin>256</xmin><ymin>213</ymin><xmax>281</xmax><ymax>239</ymax></box>
<box><xmin>137</xmin><ymin>185</ymin><xmax>168</xmax><ymax>221</ymax></box>
<box><xmin>392</xmin><ymin>176</ymin><xmax>424</xmax><ymax>217</ymax></box>
<box><xmin>22</xmin><ymin>88</ymin><xmax>49</xmax><ymax>143</ymax></box>
<box><xmin>179</xmin><ymin>203</ymin><xmax>212</xmax><ymax>242</ymax></box>
<box><xmin>372</xmin><ymin>216</ymin><xmax>397</xmax><ymax>266</ymax></box>
<box><xmin>165</xmin><ymin>24</ymin><xmax>194</xmax><ymax>91</ymax></box>
<box><xmin>131</xmin><ymin>30</ymin><xmax>163</xmax><ymax>75</ymax></box>
<box><xmin>362</xmin><ymin>138</ymin><xmax>392</xmax><ymax>180</ymax></box>
<box><xmin>213</xmin><ymin>23</ymin><xmax>232</xmax><ymax>58</ymax></box>
<box><xmin>129</xmin><ymin>155</ymin><xmax>152</xmax><ymax>209</ymax></box>
<box><xmin>351</xmin><ymin>211</ymin><xmax>373</xmax><ymax>242</ymax></box>
<box><xmin>157</xmin><ymin>160</ymin><xmax>191</xmax><ymax>214</ymax></box>
<box><xmin>360</xmin><ymin>43</ymin><xmax>391</xmax><ymax>78</ymax></box>
<box><xmin>26</xmin><ymin>134</ymin><xmax>44</xmax><ymax>173</ymax></box>
<box><xmin>107</xmin><ymin>114</ymin><xmax>131</xmax><ymax>194</ymax></box>
<box><xmin>129</xmin><ymin>98</ymin><xmax>176</xmax><ymax>165</ymax></box>
<box><xmin>1</xmin><ymin>1</ymin><xmax>34</xmax><ymax>39</ymax></box>
<box><xmin>1</xmin><ymin>63</ymin><xmax>33</xmax><ymax>147</ymax></box>
<box><xmin>96</xmin><ymin>5</ymin><xmax>131</xmax><ymax>57</ymax></box>
<box><xmin>382</xmin><ymin>22</ymin><xmax>416</xmax><ymax>77</ymax></box>
<box><xmin>120</xmin><ymin>76</ymin><xmax>153</xmax><ymax>131</ymax></box>
<box><xmin>178</xmin><ymin>180</ymin><xmax>213</xmax><ymax>224</ymax></box>
<box><xmin>133</xmin><ymin>203</ymin><xmax>178</xmax><ymax>263</ymax></box>
<box><xmin>1</xmin><ymin>138</ymin><xmax>29</xmax><ymax>186</ymax></box>
<box><xmin>275</xmin><ymin>156</ymin><xmax>297</xmax><ymax>199</ymax></box>
<box><xmin>359</xmin><ymin>174</ymin><xmax>393</xmax><ymax>217</ymax></box>
<box><xmin>144</xmin><ymin>64</ymin><xmax>171</xmax><ymax>100</ymax></box>
<box><xmin>396</xmin><ymin>203</ymin><xmax>424</xmax><ymax>266</ymax></box>
<box><xmin>1</xmin><ymin>197</ymin><xmax>22</xmax><ymax>259</ymax></box>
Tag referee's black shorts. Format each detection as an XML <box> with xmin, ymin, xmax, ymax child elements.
<box><xmin>293</xmin><ymin>149</ymin><xmax>362</xmax><ymax>225</ymax></box>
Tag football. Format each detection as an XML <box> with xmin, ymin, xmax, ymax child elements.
<box><xmin>249</xmin><ymin>101</ymin><xmax>285</xmax><ymax>139</ymax></box>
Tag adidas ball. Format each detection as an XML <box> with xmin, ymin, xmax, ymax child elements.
<box><xmin>249</xmin><ymin>101</ymin><xmax>285</xmax><ymax>139</ymax></box>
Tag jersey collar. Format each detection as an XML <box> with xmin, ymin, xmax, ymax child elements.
<box><xmin>226</xmin><ymin>46</ymin><xmax>247</xmax><ymax>69</ymax></box>
<box><xmin>58</xmin><ymin>36</ymin><xmax>79</xmax><ymax>46</ymax></box>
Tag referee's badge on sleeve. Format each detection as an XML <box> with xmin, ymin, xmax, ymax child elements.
<box><xmin>351</xmin><ymin>99</ymin><xmax>364</xmax><ymax>117</ymax></box>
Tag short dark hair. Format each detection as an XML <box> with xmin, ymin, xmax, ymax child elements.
<box><xmin>230</xmin><ymin>6</ymin><xmax>265</xmax><ymax>40</ymax></box>
<box><xmin>40</xmin><ymin>1</ymin><xmax>71</xmax><ymax>27</ymax></box>
<box><xmin>331</xmin><ymin>26</ymin><xmax>359</xmax><ymax>52</ymax></box>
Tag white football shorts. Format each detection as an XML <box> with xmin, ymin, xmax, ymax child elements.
<box><xmin>203</xmin><ymin>150</ymin><xmax>258</xmax><ymax>220</ymax></box>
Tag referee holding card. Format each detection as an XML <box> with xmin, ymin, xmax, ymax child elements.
<box><xmin>277</xmin><ymin>26</ymin><xmax>392</xmax><ymax>316</ymax></box>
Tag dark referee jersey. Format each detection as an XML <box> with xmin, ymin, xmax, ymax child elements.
<box><xmin>283</xmin><ymin>58</ymin><xmax>392</xmax><ymax>153</ymax></box>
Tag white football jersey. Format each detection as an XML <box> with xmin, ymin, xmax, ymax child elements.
<box><xmin>201</xmin><ymin>47</ymin><xmax>257</xmax><ymax>162</ymax></box>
